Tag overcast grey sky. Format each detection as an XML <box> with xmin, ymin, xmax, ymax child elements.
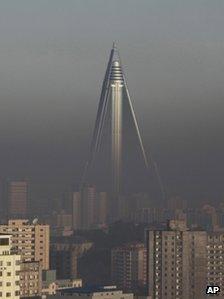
<box><xmin>0</xmin><ymin>1</ymin><xmax>224</xmax><ymax>199</ymax></box>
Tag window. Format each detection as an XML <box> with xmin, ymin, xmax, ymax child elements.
<box><xmin>6</xmin><ymin>293</ymin><xmax>11</xmax><ymax>297</ymax></box>
<box><xmin>7</xmin><ymin>272</ymin><xmax>11</xmax><ymax>276</ymax></box>
<box><xmin>6</xmin><ymin>282</ymin><xmax>11</xmax><ymax>286</ymax></box>
<box><xmin>0</xmin><ymin>238</ymin><xmax>9</xmax><ymax>245</ymax></box>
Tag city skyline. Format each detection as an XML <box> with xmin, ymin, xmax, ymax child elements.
<box><xmin>1</xmin><ymin>2</ymin><xmax>224</xmax><ymax>299</ymax></box>
<box><xmin>0</xmin><ymin>1</ymin><xmax>223</xmax><ymax>201</ymax></box>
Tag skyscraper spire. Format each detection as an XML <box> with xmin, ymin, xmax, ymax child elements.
<box><xmin>83</xmin><ymin>44</ymin><xmax>149</xmax><ymax>194</ymax></box>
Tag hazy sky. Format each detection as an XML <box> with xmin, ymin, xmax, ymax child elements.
<box><xmin>0</xmin><ymin>1</ymin><xmax>224</xmax><ymax>200</ymax></box>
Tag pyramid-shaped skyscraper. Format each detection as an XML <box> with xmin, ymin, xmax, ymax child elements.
<box><xmin>83</xmin><ymin>44</ymin><xmax>149</xmax><ymax>197</ymax></box>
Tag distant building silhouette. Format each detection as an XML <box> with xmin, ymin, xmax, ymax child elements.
<box><xmin>71</xmin><ymin>186</ymin><xmax>109</xmax><ymax>230</ymax></box>
<box><xmin>82</xmin><ymin>185</ymin><xmax>96</xmax><ymax>229</ymax></box>
<box><xmin>111</xmin><ymin>243</ymin><xmax>147</xmax><ymax>292</ymax></box>
<box><xmin>7</xmin><ymin>180</ymin><xmax>28</xmax><ymax>217</ymax></box>
<box><xmin>50</xmin><ymin>236</ymin><xmax>92</xmax><ymax>279</ymax></box>
<box><xmin>51</xmin><ymin>210</ymin><xmax>73</xmax><ymax>229</ymax></box>
<box><xmin>72</xmin><ymin>192</ymin><xmax>82</xmax><ymax>230</ymax></box>
<box><xmin>97</xmin><ymin>192</ymin><xmax>108</xmax><ymax>225</ymax></box>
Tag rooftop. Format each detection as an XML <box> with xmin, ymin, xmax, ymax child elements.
<box><xmin>59</xmin><ymin>286</ymin><xmax>120</xmax><ymax>295</ymax></box>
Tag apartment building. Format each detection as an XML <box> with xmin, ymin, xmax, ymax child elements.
<box><xmin>0</xmin><ymin>234</ymin><xmax>21</xmax><ymax>299</ymax></box>
<box><xmin>20</xmin><ymin>261</ymin><xmax>42</xmax><ymax>297</ymax></box>
<box><xmin>111</xmin><ymin>243</ymin><xmax>146</xmax><ymax>291</ymax></box>
<box><xmin>147</xmin><ymin>220</ymin><xmax>207</xmax><ymax>299</ymax></box>
<box><xmin>0</xmin><ymin>219</ymin><xmax>49</xmax><ymax>270</ymax></box>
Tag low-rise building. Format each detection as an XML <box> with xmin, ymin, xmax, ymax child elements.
<box><xmin>45</xmin><ymin>285</ymin><xmax>133</xmax><ymax>299</ymax></box>
<box><xmin>42</xmin><ymin>278</ymin><xmax>82</xmax><ymax>296</ymax></box>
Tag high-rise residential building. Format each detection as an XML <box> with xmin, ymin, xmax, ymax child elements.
<box><xmin>20</xmin><ymin>261</ymin><xmax>42</xmax><ymax>297</ymax></box>
<box><xmin>82</xmin><ymin>185</ymin><xmax>96</xmax><ymax>229</ymax></box>
<box><xmin>0</xmin><ymin>234</ymin><xmax>20</xmax><ymax>299</ymax></box>
<box><xmin>51</xmin><ymin>210</ymin><xmax>73</xmax><ymax>228</ymax></box>
<box><xmin>72</xmin><ymin>192</ymin><xmax>82</xmax><ymax>230</ymax></box>
<box><xmin>73</xmin><ymin>189</ymin><xmax>109</xmax><ymax>230</ymax></box>
<box><xmin>207</xmin><ymin>232</ymin><xmax>224</xmax><ymax>297</ymax></box>
<box><xmin>111</xmin><ymin>243</ymin><xmax>147</xmax><ymax>292</ymax></box>
<box><xmin>117</xmin><ymin>195</ymin><xmax>129</xmax><ymax>221</ymax></box>
<box><xmin>51</xmin><ymin>244</ymin><xmax>77</xmax><ymax>280</ymax></box>
<box><xmin>202</xmin><ymin>204</ymin><xmax>219</xmax><ymax>231</ymax></box>
<box><xmin>167</xmin><ymin>196</ymin><xmax>187</xmax><ymax>211</ymax></box>
<box><xmin>8</xmin><ymin>180</ymin><xmax>28</xmax><ymax>217</ymax></box>
<box><xmin>147</xmin><ymin>220</ymin><xmax>207</xmax><ymax>299</ymax></box>
<box><xmin>97</xmin><ymin>192</ymin><xmax>108</xmax><ymax>225</ymax></box>
<box><xmin>50</xmin><ymin>236</ymin><xmax>93</xmax><ymax>279</ymax></box>
<box><xmin>133</xmin><ymin>207</ymin><xmax>166</xmax><ymax>224</ymax></box>
<box><xmin>0</xmin><ymin>219</ymin><xmax>50</xmax><ymax>270</ymax></box>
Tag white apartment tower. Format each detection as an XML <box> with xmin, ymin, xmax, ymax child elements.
<box><xmin>0</xmin><ymin>234</ymin><xmax>21</xmax><ymax>299</ymax></box>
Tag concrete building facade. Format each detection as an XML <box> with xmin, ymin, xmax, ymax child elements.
<box><xmin>0</xmin><ymin>234</ymin><xmax>20</xmax><ymax>299</ymax></box>
<box><xmin>45</xmin><ymin>285</ymin><xmax>133</xmax><ymax>299</ymax></box>
<box><xmin>207</xmin><ymin>232</ymin><xmax>224</xmax><ymax>297</ymax></box>
<box><xmin>0</xmin><ymin>219</ymin><xmax>50</xmax><ymax>270</ymax></box>
<box><xmin>147</xmin><ymin>220</ymin><xmax>207</xmax><ymax>299</ymax></box>
<box><xmin>72</xmin><ymin>192</ymin><xmax>82</xmax><ymax>230</ymax></box>
<box><xmin>50</xmin><ymin>237</ymin><xmax>92</xmax><ymax>279</ymax></box>
<box><xmin>82</xmin><ymin>185</ymin><xmax>96</xmax><ymax>229</ymax></box>
<box><xmin>8</xmin><ymin>180</ymin><xmax>28</xmax><ymax>217</ymax></box>
<box><xmin>20</xmin><ymin>261</ymin><xmax>42</xmax><ymax>297</ymax></box>
<box><xmin>111</xmin><ymin>243</ymin><xmax>146</xmax><ymax>291</ymax></box>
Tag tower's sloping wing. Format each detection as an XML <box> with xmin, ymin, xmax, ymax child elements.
<box><xmin>82</xmin><ymin>44</ymin><xmax>164</xmax><ymax>198</ymax></box>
